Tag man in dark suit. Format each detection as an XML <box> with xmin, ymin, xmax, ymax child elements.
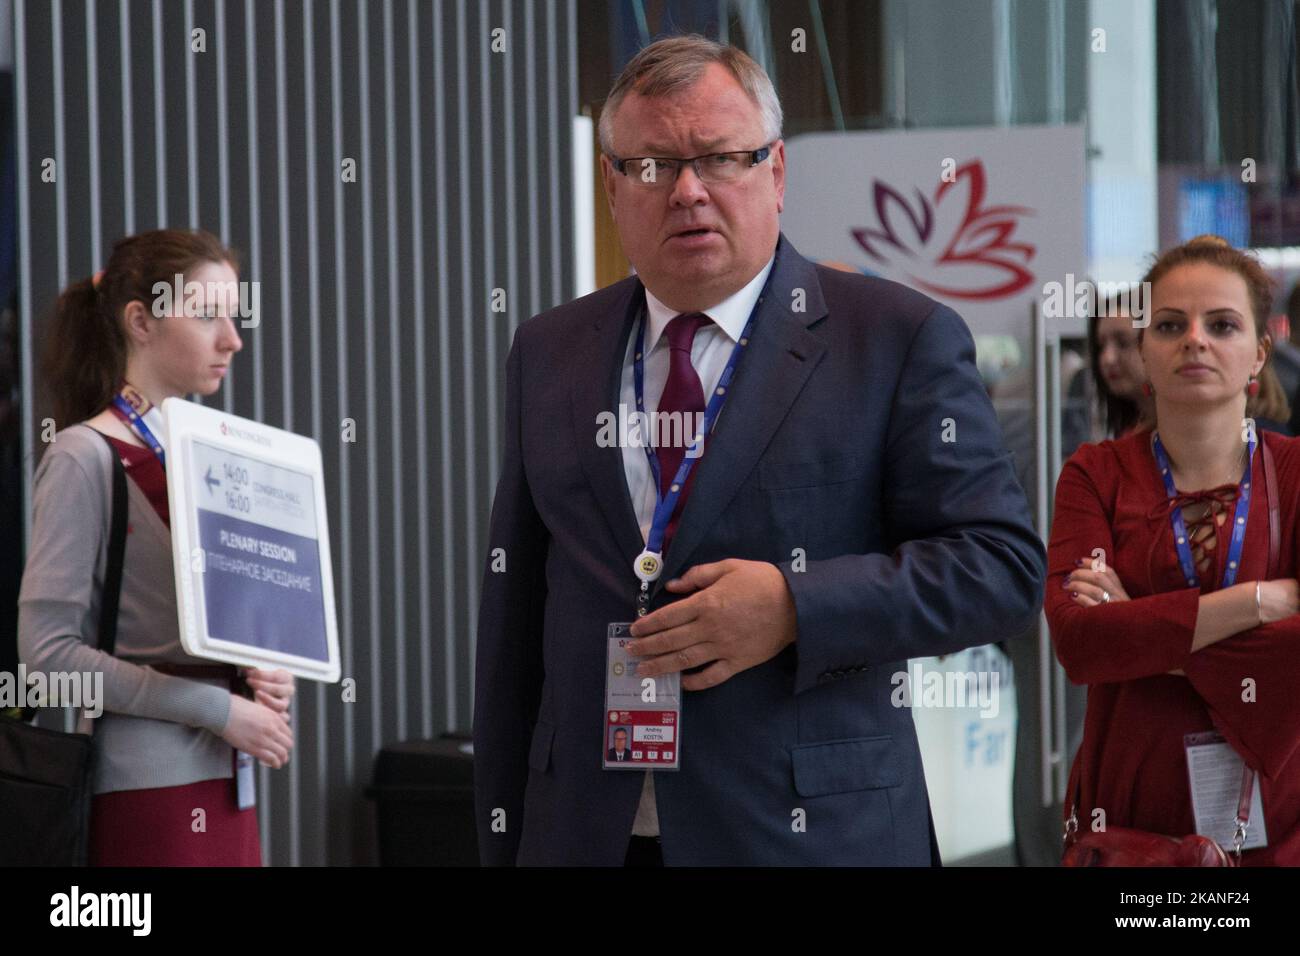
<box><xmin>473</xmin><ymin>35</ymin><xmax>1046</xmax><ymax>866</ymax></box>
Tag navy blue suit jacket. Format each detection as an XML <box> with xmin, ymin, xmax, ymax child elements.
<box><xmin>473</xmin><ymin>234</ymin><xmax>1046</xmax><ymax>865</ymax></box>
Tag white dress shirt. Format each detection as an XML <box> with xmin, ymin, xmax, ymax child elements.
<box><xmin>617</xmin><ymin>253</ymin><xmax>776</xmax><ymax>838</ymax></box>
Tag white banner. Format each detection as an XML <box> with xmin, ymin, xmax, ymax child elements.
<box><xmin>782</xmin><ymin>124</ymin><xmax>1087</xmax><ymax>337</ymax></box>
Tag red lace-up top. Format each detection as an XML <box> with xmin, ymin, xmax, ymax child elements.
<box><xmin>1046</xmin><ymin>426</ymin><xmax>1300</xmax><ymax>865</ymax></box>
<box><xmin>1151</xmin><ymin>483</ymin><xmax>1239</xmax><ymax>582</ymax></box>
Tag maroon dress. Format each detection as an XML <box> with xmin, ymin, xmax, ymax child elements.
<box><xmin>1046</xmin><ymin>426</ymin><xmax>1300</xmax><ymax>865</ymax></box>
<box><xmin>88</xmin><ymin>435</ymin><xmax>262</xmax><ymax>867</ymax></box>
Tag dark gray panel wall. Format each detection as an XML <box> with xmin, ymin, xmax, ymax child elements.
<box><xmin>16</xmin><ymin>0</ymin><xmax>577</xmax><ymax>865</ymax></box>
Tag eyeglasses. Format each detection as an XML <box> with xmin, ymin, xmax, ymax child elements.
<box><xmin>609</xmin><ymin>144</ymin><xmax>773</xmax><ymax>187</ymax></box>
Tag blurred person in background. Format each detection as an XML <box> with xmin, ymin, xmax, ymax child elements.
<box><xmin>1266</xmin><ymin>283</ymin><xmax>1300</xmax><ymax>426</ymax></box>
<box><xmin>1088</xmin><ymin>293</ymin><xmax>1155</xmax><ymax>439</ymax></box>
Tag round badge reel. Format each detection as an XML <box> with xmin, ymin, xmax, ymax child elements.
<box><xmin>634</xmin><ymin>549</ymin><xmax>663</xmax><ymax>583</ymax></box>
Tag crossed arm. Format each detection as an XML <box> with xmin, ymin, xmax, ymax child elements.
<box><xmin>1046</xmin><ymin>453</ymin><xmax>1300</xmax><ymax>778</ymax></box>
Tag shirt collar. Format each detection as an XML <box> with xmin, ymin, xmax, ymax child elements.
<box><xmin>641</xmin><ymin>252</ymin><xmax>775</xmax><ymax>353</ymax></box>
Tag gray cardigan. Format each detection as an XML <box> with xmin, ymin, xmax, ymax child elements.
<box><xmin>18</xmin><ymin>423</ymin><xmax>234</xmax><ymax>794</ymax></box>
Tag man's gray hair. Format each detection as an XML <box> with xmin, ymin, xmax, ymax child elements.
<box><xmin>598</xmin><ymin>34</ymin><xmax>784</xmax><ymax>157</ymax></box>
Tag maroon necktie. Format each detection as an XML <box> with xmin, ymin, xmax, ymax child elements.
<box><xmin>655</xmin><ymin>312</ymin><xmax>710</xmax><ymax>553</ymax></box>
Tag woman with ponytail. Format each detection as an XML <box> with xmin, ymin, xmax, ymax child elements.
<box><xmin>18</xmin><ymin>229</ymin><xmax>294</xmax><ymax>866</ymax></box>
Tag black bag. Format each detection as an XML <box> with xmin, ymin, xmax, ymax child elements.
<box><xmin>0</xmin><ymin>431</ymin><xmax>128</xmax><ymax>865</ymax></box>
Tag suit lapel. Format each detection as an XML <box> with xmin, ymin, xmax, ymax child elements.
<box><xmin>653</xmin><ymin>237</ymin><xmax>829</xmax><ymax>595</ymax></box>
<box><xmin>570</xmin><ymin>278</ymin><xmax>647</xmax><ymax>565</ymax></box>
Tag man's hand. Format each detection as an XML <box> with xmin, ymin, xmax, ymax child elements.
<box><xmin>627</xmin><ymin>559</ymin><xmax>798</xmax><ymax>691</ymax></box>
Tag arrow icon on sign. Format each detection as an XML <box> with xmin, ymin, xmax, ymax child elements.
<box><xmin>204</xmin><ymin>466</ymin><xmax>220</xmax><ymax>494</ymax></box>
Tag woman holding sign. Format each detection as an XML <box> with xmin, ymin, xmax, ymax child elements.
<box><xmin>18</xmin><ymin>229</ymin><xmax>295</xmax><ymax>866</ymax></box>
<box><xmin>1046</xmin><ymin>235</ymin><xmax>1300</xmax><ymax>865</ymax></box>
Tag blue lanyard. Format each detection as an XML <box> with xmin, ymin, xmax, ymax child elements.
<box><xmin>632</xmin><ymin>296</ymin><xmax>762</xmax><ymax>559</ymax></box>
<box><xmin>112</xmin><ymin>393</ymin><xmax>166</xmax><ymax>470</ymax></box>
<box><xmin>1151</xmin><ymin>431</ymin><xmax>1253</xmax><ymax>589</ymax></box>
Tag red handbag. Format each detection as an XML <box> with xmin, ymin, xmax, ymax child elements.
<box><xmin>1061</xmin><ymin>437</ymin><xmax>1278</xmax><ymax>867</ymax></box>
<box><xmin>1062</xmin><ymin>764</ymin><xmax>1255</xmax><ymax>867</ymax></box>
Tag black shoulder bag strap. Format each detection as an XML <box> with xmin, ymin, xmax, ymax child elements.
<box><xmin>94</xmin><ymin>430</ymin><xmax>129</xmax><ymax>656</ymax></box>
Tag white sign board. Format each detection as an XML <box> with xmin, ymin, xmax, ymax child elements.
<box><xmin>908</xmin><ymin>648</ymin><xmax>1016</xmax><ymax>862</ymax></box>
<box><xmin>163</xmin><ymin>398</ymin><xmax>340</xmax><ymax>682</ymax></box>
<box><xmin>782</xmin><ymin>124</ymin><xmax>1087</xmax><ymax>337</ymax></box>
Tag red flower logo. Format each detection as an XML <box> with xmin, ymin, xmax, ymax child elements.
<box><xmin>850</xmin><ymin>160</ymin><xmax>1036</xmax><ymax>301</ymax></box>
